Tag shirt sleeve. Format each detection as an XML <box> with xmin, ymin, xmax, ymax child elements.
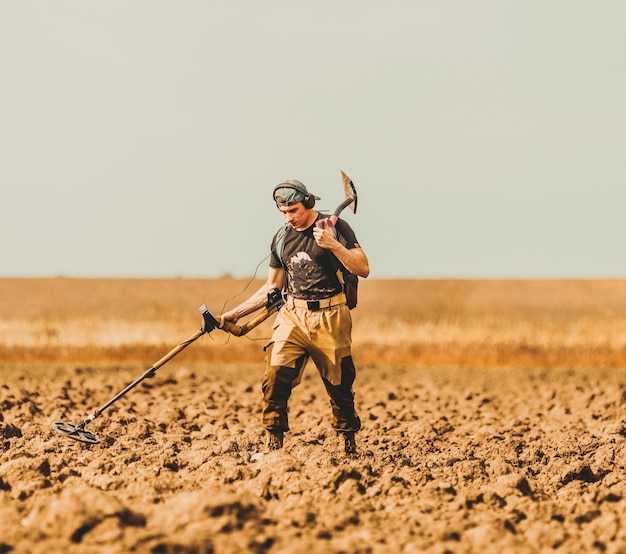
<box><xmin>269</xmin><ymin>230</ymin><xmax>283</xmax><ymax>269</ymax></box>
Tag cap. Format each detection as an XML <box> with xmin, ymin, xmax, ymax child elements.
<box><xmin>273</xmin><ymin>179</ymin><xmax>320</xmax><ymax>207</ymax></box>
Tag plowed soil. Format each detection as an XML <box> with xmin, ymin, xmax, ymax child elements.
<box><xmin>2</xmin><ymin>278</ymin><xmax>626</xmax><ymax>553</ymax></box>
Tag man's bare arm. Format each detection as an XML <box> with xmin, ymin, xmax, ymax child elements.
<box><xmin>328</xmin><ymin>244</ymin><xmax>370</xmax><ymax>278</ymax></box>
<box><xmin>312</xmin><ymin>226</ymin><xmax>370</xmax><ymax>278</ymax></box>
<box><xmin>220</xmin><ymin>266</ymin><xmax>285</xmax><ymax>325</ymax></box>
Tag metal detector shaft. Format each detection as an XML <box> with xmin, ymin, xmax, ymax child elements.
<box><xmin>77</xmin><ymin>328</ymin><xmax>206</xmax><ymax>429</ymax></box>
<box><xmin>77</xmin><ymin>292</ymin><xmax>282</xmax><ymax>425</ymax></box>
<box><xmin>217</xmin><ymin>312</ymin><xmax>274</xmax><ymax>337</ymax></box>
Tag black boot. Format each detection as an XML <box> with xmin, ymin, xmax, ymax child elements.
<box><xmin>343</xmin><ymin>432</ymin><xmax>357</xmax><ymax>456</ymax></box>
<box><xmin>268</xmin><ymin>430</ymin><xmax>284</xmax><ymax>451</ymax></box>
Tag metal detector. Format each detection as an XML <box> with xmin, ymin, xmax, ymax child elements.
<box><xmin>51</xmin><ymin>290</ymin><xmax>283</xmax><ymax>444</ymax></box>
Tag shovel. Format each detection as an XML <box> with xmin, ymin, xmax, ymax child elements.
<box><xmin>316</xmin><ymin>170</ymin><xmax>358</xmax><ymax>234</ymax></box>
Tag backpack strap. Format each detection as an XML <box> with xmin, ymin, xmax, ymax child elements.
<box><xmin>273</xmin><ymin>223</ymin><xmax>290</xmax><ymax>266</ymax></box>
<box><xmin>272</xmin><ymin>223</ymin><xmax>290</xmax><ymax>291</ymax></box>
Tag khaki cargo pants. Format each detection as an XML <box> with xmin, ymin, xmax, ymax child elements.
<box><xmin>262</xmin><ymin>299</ymin><xmax>362</xmax><ymax>434</ymax></box>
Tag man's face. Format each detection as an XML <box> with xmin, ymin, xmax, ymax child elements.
<box><xmin>279</xmin><ymin>202</ymin><xmax>313</xmax><ymax>230</ymax></box>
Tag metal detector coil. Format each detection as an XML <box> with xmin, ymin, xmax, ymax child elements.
<box><xmin>52</xmin><ymin>421</ymin><xmax>100</xmax><ymax>444</ymax></box>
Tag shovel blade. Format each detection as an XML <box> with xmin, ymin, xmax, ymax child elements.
<box><xmin>340</xmin><ymin>170</ymin><xmax>357</xmax><ymax>214</ymax></box>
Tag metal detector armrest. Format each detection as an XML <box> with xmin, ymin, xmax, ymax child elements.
<box><xmin>234</xmin><ymin>288</ymin><xmax>283</xmax><ymax>335</ymax></box>
<box><xmin>265</xmin><ymin>288</ymin><xmax>284</xmax><ymax>312</ymax></box>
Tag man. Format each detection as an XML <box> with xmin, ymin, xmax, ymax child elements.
<box><xmin>220</xmin><ymin>179</ymin><xmax>370</xmax><ymax>455</ymax></box>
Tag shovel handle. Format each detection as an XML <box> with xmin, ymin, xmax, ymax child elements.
<box><xmin>333</xmin><ymin>196</ymin><xmax>355</xmax><ymax>218</ymax></box>
<box><xmin>316</xmin><ymin>193</ymin><xmax>355</xmax><ymax>232</ymax></box>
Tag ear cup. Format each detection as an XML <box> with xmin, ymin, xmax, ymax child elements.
<box><xmin>302</xmin><ymin>192</ymin><xmax>315</xmax><ymax>209</ymax></box>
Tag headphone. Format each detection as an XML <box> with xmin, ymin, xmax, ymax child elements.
<box><xmin>272</xmin><ymin>179</ymin><xmax>316</xmax><ymax>209</ymax></box>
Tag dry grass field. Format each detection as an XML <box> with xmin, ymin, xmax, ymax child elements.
<box><xmin>2</xmin><ymin>278</ymin><xmax>626</xmax><ymax>553</ymax></box>
<box><xmin>2</xmin><ymin>277</ymin><xmax>626</xmax><ymax>368</ymax></box>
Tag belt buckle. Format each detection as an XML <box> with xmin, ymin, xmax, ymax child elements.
<box><xmin>307</xmin><ymin>300</ymin><xmax>320</xmax><ymax>311</ymax></box>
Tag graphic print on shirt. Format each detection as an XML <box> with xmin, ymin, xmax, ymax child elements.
<box><xmin>290</xmin><ymin>252</ymin><xmax>313</xmax><ymax>265</ymax></box>
<box><xmin>284</xmin><ymin>240</ymin><xmax>339</xmax><ymax>300</ymax></box>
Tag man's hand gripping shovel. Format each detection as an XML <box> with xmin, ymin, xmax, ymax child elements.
<box><xmin>51</xmin><ymin>290</ymin><xmax>283</xmax><ymax>444</ymax></box>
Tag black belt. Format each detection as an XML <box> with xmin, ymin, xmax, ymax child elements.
<box><xmin>288</xmin><ymin>293</ymin><xmax>346</xmax><ymax>311</ymax></box>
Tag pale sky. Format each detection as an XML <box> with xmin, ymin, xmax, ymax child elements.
<box><xmin>1</xmin><ymin>1</ymin><xmax>625</xmax><ymax>279</ymax></box>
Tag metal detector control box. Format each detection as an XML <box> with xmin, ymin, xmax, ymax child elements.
<box><xmin>198</xmin><ymin>304</ymin><xmax>220</xmax><ymax>333</ymax></box>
